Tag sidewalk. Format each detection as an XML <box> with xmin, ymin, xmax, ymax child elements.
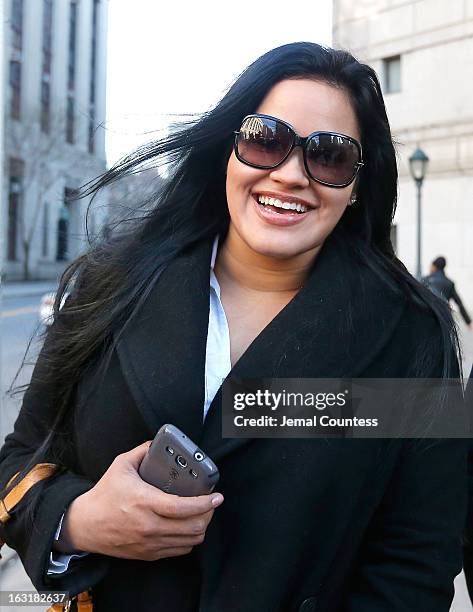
<box><xmin>0</xmin><ymin>281</ymin><xmax>59</xmax><ymax>300</ymax></box>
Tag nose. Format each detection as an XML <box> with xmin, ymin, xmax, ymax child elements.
<box><xmin>268</xmin><ymin>145</ymin><xmax>310</xmax><ymax>188</ymax></box>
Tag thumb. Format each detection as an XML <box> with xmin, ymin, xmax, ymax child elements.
<box><xmin>122</xmin><ymin>440</ymin><xmax>153</xmax><ymax>470</ymax></box>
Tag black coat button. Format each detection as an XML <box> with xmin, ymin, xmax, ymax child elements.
<box><xmin>298</xmin><ymin>596</ymin><xmax>317</xmax><ymax>611</ymax></box>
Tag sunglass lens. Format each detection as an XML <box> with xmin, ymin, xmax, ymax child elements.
<box><xmin>237</xmin><ymin>116</ymin><xmax>292</xmax><ymax>168</ymax></box>
<box><xmin>306</xmin><ymin>134</ymin><xmax>359</xmax><ymax>185</ymax></box>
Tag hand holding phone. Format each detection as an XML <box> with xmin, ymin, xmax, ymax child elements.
<box><xmin>58</xmin><ymin>439</ymin><xmax>223</xmax><ymax>561</ymax></box>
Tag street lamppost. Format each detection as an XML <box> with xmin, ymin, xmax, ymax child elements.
<box><xmin>409</xmin><ymin>147</ymin><xmax>429</xmax><ymax>280</ymax></box>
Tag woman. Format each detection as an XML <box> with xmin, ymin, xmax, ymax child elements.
<box><xmin>0</xmin><ymin>42</ymin><xmax>467</xmax><ymax>611</ymax></box>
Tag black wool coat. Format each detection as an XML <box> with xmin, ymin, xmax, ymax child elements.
<box><xmin>462</xmin><ymin>365</ymin><xmax>473</xmax><ymax>602</ymax></box>
<box><xmin>0</xmin><ymin>234</ymin><xmax>467</xmax><ymax>612</ymax></box>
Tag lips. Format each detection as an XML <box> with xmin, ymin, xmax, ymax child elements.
<box><xmin>252</xmin><ymin>191</ymin><xmax>318</xmax><ymax>210</ymax></box>
<box><xmin>251</xmin><ymin>194</ymin><xmax>311</xmax><ymax>227</ymax></box>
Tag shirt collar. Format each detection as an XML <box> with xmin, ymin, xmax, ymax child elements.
<box><xmin>209</xmin><ymin>234</ymin><xmax>221</xmax><ymax>296</ymax></box>
<box><xmin>210</xmin><ymin>234</ymin><xmax>219</xmax><ymax>270</ymax></box>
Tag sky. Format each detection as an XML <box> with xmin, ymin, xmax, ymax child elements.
<box><xmin>105</xmin><ymin>1</ymin><xmax>333</xmax><ymax>167</ymax></box>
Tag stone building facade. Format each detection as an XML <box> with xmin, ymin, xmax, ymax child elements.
<box><xmin>3</xmin><ymin>0</ymin><xmax>108</xmax><ymax>280</ymax></box>
<box><xmin>333</xmin><ymin>0</ymin><xmax>473</xmax><ymax>311</ymax></box>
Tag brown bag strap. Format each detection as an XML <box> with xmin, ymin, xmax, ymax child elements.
<box><xmin>47</xmin><ymin>590</ymin><xmax>93</xmax><ymax>612</ymax></box>
<box><xmin>0</xmin><ymin>463</ymin><xmax>59</xmax><ymax>524</ymax></box>
<box><xmin>0</xmin><ymin>464</ymin><xmax>93</xmax><ymax>611</ymax></box>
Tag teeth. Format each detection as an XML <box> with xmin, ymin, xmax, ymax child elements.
<box><xmin>257</xmin><ymin>195</ymin><xmax>308</xmax><ymax>213</ymax></box>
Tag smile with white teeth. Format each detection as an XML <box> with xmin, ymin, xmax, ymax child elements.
<box><xmin>257</xmin><ymin>195</ymin><xmax>309</xmax><ymax>214</ymax></box>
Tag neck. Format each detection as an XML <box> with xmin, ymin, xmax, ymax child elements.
<box><xmin>214</xmin><ymin>226</ymin><xmax>321</xmax><ymax>293</ymax></box>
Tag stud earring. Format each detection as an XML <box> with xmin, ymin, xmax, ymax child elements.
<box><xmin>348</xmin><ymin>194</ymin><xmax>357</xmax><ymax>206</ymax></box>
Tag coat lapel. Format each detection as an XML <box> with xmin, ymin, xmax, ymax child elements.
<box><xmin>200</xmin><ymin>233</ymin><xmax>407</xmax><ymax>460</ymax></box>
<box><xmin>115</xmin><ymin>238</ymin><xmax>213</xmax><ymax>442</ymax></box>
<box><xmin>116</xmin><ymin>232</ymin><xmax>407</xmax><ymax>460</ymax></box>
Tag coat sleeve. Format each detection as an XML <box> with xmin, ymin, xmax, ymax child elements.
<box><xmin>463</xmin><ymin>367</ymin><xmax>473</xmax><ymax>599</ymax></box>
<box><xmin>341</xmin><ymin>332</ymin><xmax>467</xmax><ymax>611</ymax></box>
<box><xmin>0</xmin><ymin>310</ymin><xmax>111</xmax><ymax>595</ymax></box>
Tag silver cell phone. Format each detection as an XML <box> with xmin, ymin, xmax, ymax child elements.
<box><xmin>138</xmin><ymin>424</ymin><xmax>219</xmax><ymax>496</ymax></box>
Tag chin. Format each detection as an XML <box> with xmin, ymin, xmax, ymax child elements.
<box><xmin>248</xmin><ymin>234</ymin><xmax>321</xmax><ymax>260</ymax></box>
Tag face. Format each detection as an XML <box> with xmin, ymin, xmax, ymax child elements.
<box><xmin>225</xmin><ymin>78</ymin><xmax>361</xmax><ymax>261</ymax></box>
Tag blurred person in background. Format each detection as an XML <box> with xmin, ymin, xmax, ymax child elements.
<box><xmin>0</xmin><ymin>42</ymin><xmax>467</xmax><ymax>612</ymax></box>
<box><xmin>423</xmin><ymin>256</ymin><xmax>472</xmax><ymax>329</ymax></box>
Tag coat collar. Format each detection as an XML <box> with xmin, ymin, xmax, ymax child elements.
<box><xmin>116</xmin><ymin>232</ymin><xmax>407</xmax><ymax>460</ymax></box>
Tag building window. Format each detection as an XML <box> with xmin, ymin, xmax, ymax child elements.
<box><xmin>7</xmin><ymin>158</ymin><xmax>24</xmax><ymax>262</ymax></box>
<box><xmin>9</xmin><ymin>60</ymin><xmax>21</xmax><ymax>119</ymax></box>
<box><xmin>56</xmin><ymin>188</ymin><xmax>76</xmax><ymax>261</ymax></box>
<box><xmin>8</xmin><ymin>178</ymin><xmax>20</xmax><ymax>260</ymax></box>
<box><xmin>10</xmin><ymin>0</ymin><xmax>23</xmax><ymax>119</ymax></box>
<box><xmin>11</xmin><ymin>0</ymin><xmax>23</xmax><ymax>51</ymax></box>
<box><xmin>42</xmin><ymin>0</ymin><xmax>53</xmax><ymax>73</ymax></box>
<box><xmin>56</xmin><ymin>212</ymin><xmax>68</xmax><ymax>261</ymax></box>
<box><xmin>41</xmin><ymin>0</ymin><xmax>53</xmax><ymax>133</ymax></box>
<box><xmin>382</xmin><ymin>56</ymin><xmax>401</xmax><ymax>94</ymax></box>
<box><xmin>42</xmin><ymin>202</ymin><xmax>49</xmax><ymax>257</ymax></box>
<box><xmin>66</xmin><ymin>95</ymin><xmax>74</xmax><ymax>143</ymax></box>
<box><xmin>68</xmin><ymin>1</ymin><xmax>77</xmax><ymax>91</ymax></box>
<box><xmin>88</xmin><ymin>119</ymin><xmax>95</xmax><ymax>154</ymax></box>
<box><xmin>88</xmin><ymin>0</ymin><xmax>99</xmax><ymax>153</ymax></box>
<box><xmin>41</xmin><ymin>79</ymin><xmax>51</xmax><ymax>133</ymax></box>
<box><xmin>66</xmin><ymin>1</ymin><xmax>77</xmax><ymax>143</ymax></box>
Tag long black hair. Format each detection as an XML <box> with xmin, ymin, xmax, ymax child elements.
<box><xmin>3</xmin><ymin>42</ymin><xmax>463</xmax><ymax>501</ymax></box>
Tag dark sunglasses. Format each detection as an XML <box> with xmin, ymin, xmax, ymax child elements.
<box><xmin>233</xmin><ymin>113</ymin><xmax>364</xmax><ymax>188</ymax></box>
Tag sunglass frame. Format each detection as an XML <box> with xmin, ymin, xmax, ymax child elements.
<box><xmin>233</xmin><ymin>113</ymin><xmax>364</xmax><ymax>188</ymax></box>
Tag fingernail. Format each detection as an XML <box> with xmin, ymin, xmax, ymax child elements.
<box><xmin>211</xmin><ymin>493</ymin><xmax>224</xmax><ymax>507</ymax></box>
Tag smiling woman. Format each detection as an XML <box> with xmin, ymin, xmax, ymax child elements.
<box><xmin>225</xmin><ymin>80</ymin><xmax>360</xmax><ymax>262</ymax></box>
<box><xmin>0</xmin><ymin>42</ymin><xmax>467</xmax><ymax>612</ymax></box>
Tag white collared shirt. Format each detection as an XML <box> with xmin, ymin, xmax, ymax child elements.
<box><xmin>48</xmin><ymin>234</ymin><xmax>231</xmax><ymax>575</ymax></box>
<box><xmin>204</xmin><ymin>234</ymin><xmax>232</xmax><ymax>419</ymax></box>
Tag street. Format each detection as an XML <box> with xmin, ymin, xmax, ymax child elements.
<box><xmin>1</xmin><ymin>293</ymin><xmax>46</xmax><ymax>437</ymax></box>
<box><xmin>0</xmin><ymin>286</ymin><xmax>472</xmax><ymax>611</ymax></box>
<box><xmin>0</xmin><ymin>287</ymin><xmax>57</xmax><ymax>612</ymax></box>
